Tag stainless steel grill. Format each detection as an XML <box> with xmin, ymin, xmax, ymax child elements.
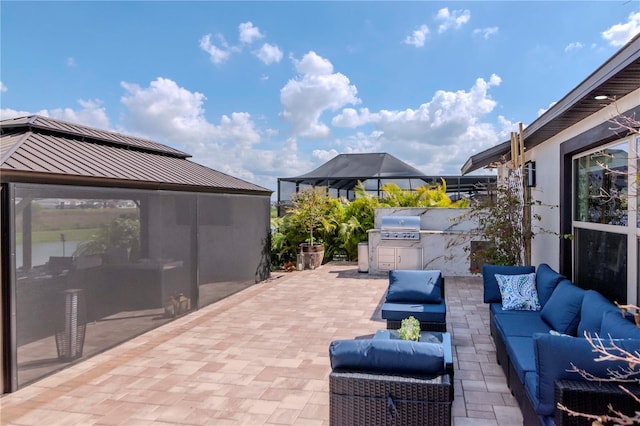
<box><xmin>380</xmin><ymin>215</ymin><xmax>421</xmax><ymax>240</ymax></box>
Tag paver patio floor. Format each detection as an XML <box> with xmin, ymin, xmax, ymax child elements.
<box><xmin>0</xmin><ymin>263</ymin><xmax>522</xmax><ymax>425</ymax></box>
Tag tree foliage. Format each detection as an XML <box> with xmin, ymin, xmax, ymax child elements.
<box><xmin>74</xmin><ymin>216</ymin><xmax>140</xmax><ymax>261</ymax></box>
<box><xmin>463</xmin><ymin>176</ymin><xmax>534</xmax><ymax>266</ymax></box>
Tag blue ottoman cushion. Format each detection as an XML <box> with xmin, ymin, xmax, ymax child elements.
<box><xmin>329</xmin><ymin>338</ymin><xmax>446</xmax><ymax>375</ymax></box>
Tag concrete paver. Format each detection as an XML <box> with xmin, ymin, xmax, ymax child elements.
<box><xmin>0</xmin><ymin>263</ymin><xmax>522</xmax><ymax>425</ymax></box>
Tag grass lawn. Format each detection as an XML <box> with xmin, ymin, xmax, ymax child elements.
<box><xmin>16</xmin><ymin>228</ymin><xmax>99</xmax><ymax>245</ymax></box>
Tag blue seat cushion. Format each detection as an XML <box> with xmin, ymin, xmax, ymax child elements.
<box><xmin>482</xmin><ymin>264</ymin><xmax>535</xmax><ymax>303</ymax></box>
<box><xmin>535</xmin><ymin>263</ymin><xmax>565</xmax><ymax>307</ymax></box>
<box><xmin>529</xmin><ymin>333</ymin><xmax>640</xmax><ymax>416</ymax></box>
<box><xmin>490</xmin><ymin>302</ymin><xmax>542</xmax><ymax>316</ymax></box>
<box><xmin>540</xmin><ymin>280</ymin><xmax>585</xmax><ymax>335</ymax></box>
<box><xmin>381</xmin><ymin>301</ymin><xmax>446</xmax><ymax>323</ymax></box>
<box><xmin>505</xmin><ymin>336</ymin><xmax>536</xmax><ymax>382</ymax></box>
<box><xmin>386</xmin><ymin>270</ymin><xmax>442</xmax><ymax>303</ymax></box>
<box><xmin>329</xmin><ymin>338</ymin><xmax>446</xmax><ymax>375</ymax></box>
<box><xmin>494</xmin><ymin>311</ymin><xmax>550</xmax><ymax>337</ymax></box>
<box><xmin>577</xmin><ymin>290</ymin><xmax>618</xmax><ymax>337</ymax></box>
<box><xmin>600</xmin><ymin>310</ymin><xmax>640</xmax><ymax>339</ymax></box>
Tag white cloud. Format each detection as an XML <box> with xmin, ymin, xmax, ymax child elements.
<box><xmin>0</xmin><ymin>81</ymin><xmax>7</xmax><ymax>92</ymax></box>
<box><xmin>473</xmin><ymin>27</ymin><xmax>498</xmax><ymax>40</ymax></box>
<box><xmin>239</xmin><ymin>22</ymin><xmax>264</xmax><ymax>44</ymax></box>
<box><xmin>201</xmin><ymin>22</ymin><xmax>283</xmax><ymax>67</ymax></box>
<box><xmin>117</xmin><ymin>76</ymin><xmax>300</xmax><ymax>188</ymax></box>
<box><xmin>199</xmin><ymin>33</ymin><xmax>232</xmax><ymax>64</ymax></box>
<box><xmin>537</xmin><ymin>101</ymin><xmax>557</xmax><ymax>117</ymax></box>
<box><xmin>280</xmin><ymin>51</ymin><xmax>360</xmax><ymax>139</ymax></box>
<box><xmin>50</xmin><ymin>99</ymin><xmax>110</xmax><ymax>129</ymax></box>
<box><xmin>602</xmin><ymin>12</ymin><xmax>640</xmax><ymax>47</ymax></box>
<box><xmin>254</xmin><ymin>43</ymin><xmax>283</xmax><ymax>65</ymax></box>
<box><xmin>0</xmin><ymin>108</ymin><xmax>29</xmax><ymax>120</ymax></box>
<box><xmin>332</xmin><ymin>107</ymin><xmax>375</xmax><ymax>128</ymax></box>
<box><xmin>332</xmin><ymin>74</ymin><xmax>508</xmax><ymax>174</ymax></box>
<box><xmin>404</xmin><ymin>24</ymin><xmax>430</xmax><ymax>47</ymax></box>
<box><xmin>564</xmin><ymin>42</ymin><xmax>584</xmax><ymax>52</ymax></box>
<box><xmin>293</xmin><ymin>51</ymin><xmax>334</xmax><ymax>75</ymax></box>
<box><xmin>120</xmin><ymin>77</ymin><xmax>260</xmax><ymax>150</ymax></box>
<box><xmin>436</xmin><ymin>8</ymin><xmax>471</xmax><ymax>34</ymax></box>
<box><xmin>312</xmin><ymin>149</ymin><xmax>340</xmax><ymax>163</ymax></box>
<box><xmin>67</xmin><ymin>57</ymin><xmax>76</xmax><ymax>67</ymax></box>
<box><xmin>0</xmin><ymin>99</ymin><xmax>110</xmax><ymax>129</ymax></box>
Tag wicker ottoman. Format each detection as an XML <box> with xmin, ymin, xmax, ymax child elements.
<box><xmin>329</xmin><ymin>369</ymin><xmax>452</xmax><ymax>426</ymax></box>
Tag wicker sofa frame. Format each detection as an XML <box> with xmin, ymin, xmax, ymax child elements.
<box><xmin>386</xmin><ymin>319</ymin><xmax>447</xmax><ymax>332</ymax></box>
<box><xmin>553</xmin><ymin>379</ymin><xmax>640</xmax><ymax>425</ymax></box>
<box><xmin>329</xmin><ymin>369</ymin><xmax>452</xmax><ymax>426</ymax></box>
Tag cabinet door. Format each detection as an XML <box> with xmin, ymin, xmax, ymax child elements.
<box><xmin>377</xmin><ymin>247</ymin><xmax>396</xmax><ymax>271</ymax></box>
<box><xmin>396</xmin><ymin>247</ymin><xmax>423</xmax><ymax>270</ymax></box>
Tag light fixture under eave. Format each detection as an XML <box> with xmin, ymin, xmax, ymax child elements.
<box><xmin>594</xmin><ymin>95</ymin><xmax>609</xmax><ymax>100</ymax></box>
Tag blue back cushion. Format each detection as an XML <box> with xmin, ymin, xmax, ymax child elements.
<box><xmin>600</xmin><ymin>311</ymin><xmax>640</xmax><ymax>339</ymax></box>
<box><xmin>531</xmin><ymin>333</ymin><xmax>640</xmax><ymax>416</ymax></box>
<box><xmin>540</xmin><ymin>280</ymin><xmax>585</xmax><ymax>335</ymax></box>
<box><xmin>386</xmin><ymin>270</ymin><xmax>442</xmax><ymax>303</ymax></box>
<box><xmin>535</xmin><ymin>263</ymin><xmax>565</xmax><ymax>306</ymax></box>
<box><xmin>577</xmin><ymin>290</ymin><xmax>618</xmax><ymax>337</ymax></box>
<box><xmin>329</xmin><ymin>338</ymin><xmax>446</xmax><ymax>375</ymax></box>
<box><xmin>482</xmin><ymin>264</ymin><xmax>535</xmax><ymax>303</ymax></box>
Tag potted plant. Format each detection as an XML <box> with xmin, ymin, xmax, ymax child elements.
<box><xmin>398</xmin><ymin>316</ymin><xmax>421</xmax><ymax>341</ymax></box>
<box><xmin>289</xmin><ymin>186</ymin><xmax>331</xmax><ymax>269</ymax></box>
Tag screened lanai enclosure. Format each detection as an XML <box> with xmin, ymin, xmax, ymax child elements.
<box><xmin>0</xmin><ymin>116</ymin><xmax>272</xmax><ymax>392</ymax></box>
<box><xmin>278</xmin><ymin>153</ymin><xmax>496</xmax><ymax>212</ymax></box>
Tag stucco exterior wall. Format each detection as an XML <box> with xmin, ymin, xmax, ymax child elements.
<box><xmin>525</xmin><ymin>87</ymin><xmax>640</xmax><ymax>270</ymax></box>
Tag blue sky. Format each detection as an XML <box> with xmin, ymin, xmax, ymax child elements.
<box><xmin>2</xmin><ymin>1</ymin><xmax>639</xmax><ymax>194</ymax></box>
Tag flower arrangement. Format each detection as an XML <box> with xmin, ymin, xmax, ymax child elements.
<box><xmin>398</xmin><ymin>316</ymin><xmax>421</xmax><ymax>341</ymax></box>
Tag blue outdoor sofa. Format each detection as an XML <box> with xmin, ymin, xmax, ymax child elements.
<box><xmin>483</xmin><ymin>263</ymin><xmax>640</xmax><ymax>425</ymax></box>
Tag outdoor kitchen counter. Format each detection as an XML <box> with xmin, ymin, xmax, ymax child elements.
<box><xmin>366</xmin><ymin>228</ymin><xmax>476</xmax><ymax>277</ymax></box>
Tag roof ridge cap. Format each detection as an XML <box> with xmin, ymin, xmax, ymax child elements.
<box><xmin>1</xmin><ymin>130</ymin><xmax>32</xmax><ymax>165</ymax></box>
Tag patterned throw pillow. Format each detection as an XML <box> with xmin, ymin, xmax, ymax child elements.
<box><xmin>495</xmin><ymin>273</ymin><xmax>541</xmax><ymax>311</ymax></box>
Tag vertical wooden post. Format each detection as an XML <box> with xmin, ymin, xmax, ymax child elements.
<box><xmin>519</xmin><ymin>123</ymin><xmax>532</xmax><ymax>266</ymax></box>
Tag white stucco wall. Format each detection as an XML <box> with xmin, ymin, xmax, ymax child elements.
<box><xmin>525</xmin><ymin>87</ymin><xmax>640</xmax><ymax>270</ymax></box>
<box><xmin>528</xmin><ymin>142</ymin><xmax>562</xmax><ymax>269</ymax></box>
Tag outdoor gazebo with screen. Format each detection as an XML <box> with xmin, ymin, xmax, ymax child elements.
<box><xmin>278</xmin><ymin>153</ymin><xmax>496</xmax><ymax>210</ymax></box>
<box><xmin>0</xmin><ymin>115</ymin><xmax>272</xmax><ymax>392</ymax></box>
